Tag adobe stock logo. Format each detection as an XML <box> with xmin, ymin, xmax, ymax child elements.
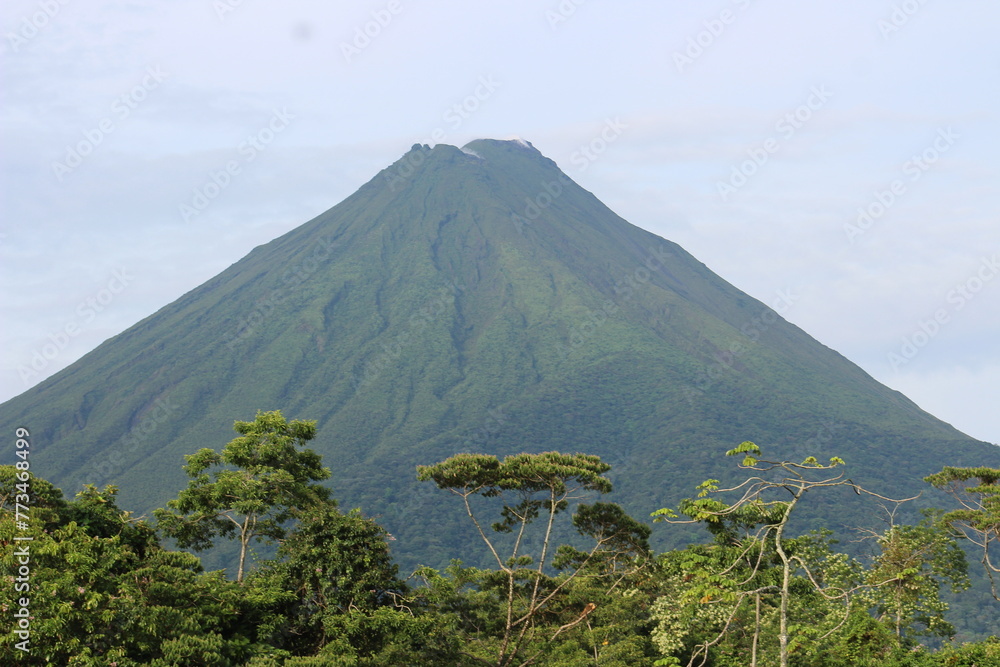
<box><xmin>222</xmin><ymin>236</ymin><xmax>338</xmax><ymax>350</ymax></box>
<box><xmin>179</xmin><ymin>108</ymin><xmax>294</xmax><ymax>222</ymax></box>
<box><xmin>717</xmin><ymin>85</ymin><xmax>832</xmax><ymax>202</ymax></box>
<box><xmin>684</xmin><ymin>286</ymin><xmax>798</xmax><ymax>406</ymax></box>
<box><xmin>355</xmin><ymin>281</ymin><xmax>466</xmax><ymax>388</ymax></box>
<box><xmin>510</xmin><ymin>175</ymin><xmax>570</xmax><ymax>235</ymax></box>
<box><xmin>546</xmin><ymin>0</ymin><xmax>587</xmax><ymax>29</ymax></box>
<box><xmin>17</xmin><ymin>269</ymin><xmax>134</xmax><ymax>385</ymax></box>
<box><xmin>878</xmin><ymin>0</ymin><xmax>929</xmax><ymax>39</ymax></box>
<box><xmin>383</xmin><ymin>75</ymin><xmax>501</xmax><ymax>192</ymax></box>
<box><xmin>557</xmin><ymin>246</ymin><xmax>676</xmax><ymax>358</ymax></box>
<box><xmin>88</xmin><ymin>394</ymin><xmax>180</xmax><ymax>484</ymax></box>
<box><xmin>844</xmin><ymin>127</ymin><xmax>958</xmax><ymax>244</ymax></box>
<box><xmin>214</xmin><ymin>0</ymin><xmax>250</xmax><ymax>21</ymax></box>
<box><xmin>5</xmin><ymin>0</ymin><xmax>70</xmax><ymax>52</ymax></box>
<box><xmin>340</xmin><ymin>1</ymin><xmax>403</xmax><ymax>63</ymax></box>
<box><xmin>51</xmin><ymin>65</ymin><xmax>169</xmax><ymax>182</ymax></box>
<box><xmin>887</xmin><ymin>255</ymin><xmax>999</xmax><ymax>371</ymax></box>
<box><xmin>672</xmin><ymin>0</ymin><xmax>755</xmax><ymax>73</ymax></box>
<box><xmin>569</xmin><ymin>117</ymin><xmax>628</xmax><ymax>172</ymax></box>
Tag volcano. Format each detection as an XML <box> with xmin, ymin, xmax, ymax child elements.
<box><xmin>3</xmin><ymin>138</ymin><xmax>997</xmax><ymax>568</ymax></box>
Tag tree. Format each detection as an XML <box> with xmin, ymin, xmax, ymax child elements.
<box><xmin>0</xmin><ymin>469</ymin><xmax>260</xmax><ymax>665</ymax></box>
<box><xmin>924</xmin><ymin>466</ymin><xmax>1000</xmax><ymax>599</ymax></box>
<box><xmin>416</xmin><ymin>451</ymin><xmax>651</xmax><ymax>666</ymax></box>
<box><xmin>861</xmin><ymin>512</ymin><xmax>969</xmax><ymax>639</ymax></box>
<box><xmin>0</xmin><ymin>463</ymin><xmax>68</xmax><ymax>527</ymax></box>
<box><xmin>155</xmin><ymin>410</ymin><xmax>330</xmax><ymax>583</ymax></box>
<box><xmin>247</xmin><ymin>499</ymin><xmax>417</xmax><ymax>658</ymax></box>
<box><xmin>651</xmin><ymin>442</ymin><xmax>911</xmax><ymax>667</ymax></box>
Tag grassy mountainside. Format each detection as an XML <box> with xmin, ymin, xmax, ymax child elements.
<box><xmin>2</xmin><ymin>139</ymin><xmax>997</xmax><ymax>574</ymax></box>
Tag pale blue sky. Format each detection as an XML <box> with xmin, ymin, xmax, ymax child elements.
<box><xmin>2</xmin><ymin>0</ymin><xmax>998</xmax><ymax>444</ymax></box>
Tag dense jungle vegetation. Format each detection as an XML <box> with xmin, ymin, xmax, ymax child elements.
<box><xmin>2</xmin><ymin>411</ymin><xmax>998</xmax><ymax>666</ymax></box>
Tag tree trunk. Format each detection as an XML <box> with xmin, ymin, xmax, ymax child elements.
<box><xmin>774</xmin><ymin>492</ymin><xmax>801</xmax><ymax>667</ymax></box>
<box><xmin>895</xmin><ymin>591</ymin><xmax>903</xmax><ymax>637</ymax></box>
<box><xmin>236</xmin><ymin>515</ymin><xmax>251</xmax><ymax>583</ymax></box>
<box><xmin>751</xmin><ymin>591</ymin><xmax>760</xmax><ymax>667</ymax></box>
<box><xmin>778</xmin><ymin>555</ymin><xmax>790</xmax><ymax>667</ymax></box>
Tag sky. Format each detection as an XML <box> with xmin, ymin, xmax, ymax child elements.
<box><xmin>1</xmin><ymin>0</ymin><xmax>998</xmax><ymax>445</ymax></box>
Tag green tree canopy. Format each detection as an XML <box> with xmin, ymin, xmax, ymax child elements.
<box><xmin>247</xmin><ymin>499</ymin><xmax>410</xmax><ymax>657</ymax></box>
<box><xmin>862</xmin><ymin>513</ymin><xmax>969</xmax><ymax>639</ymax></box>
<box><xmin>0</xmin><ymin>470</ymin><xmax>260</xmax><ymax>665</ymax></box>
<box><xmin>154</xmin><ymin>410</ymin><xmax>330</xmax><ymax>582</ymax></box>
<box><xmin>651</xmin><ymin>443</ymin><xmax>918</xmax><ymax>667</ymax></box>
<box><xmin>925</xmin><ymin>466</ymin><xmax>1000</xmax><ymax>599</ymax></box>
<box><xmin>417</xmin><ymin>451</ymin><xmax>651</xmax><ymax>666</ymax></box>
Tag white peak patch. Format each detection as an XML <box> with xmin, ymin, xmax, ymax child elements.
<box><xmin>503</xmin><ymin>135</ymin><xmax>533</xmax><ymax>149</ymax></box>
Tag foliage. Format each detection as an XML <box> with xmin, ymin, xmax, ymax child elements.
<box><xmin>933</xmin><ymin>635</ymin><xmax>1000</xmax><ymax>666</ymax></box>
<box><xmin>925</xmin><ymin>466</ymin><xmax>1000</xmax><ymax>599</ymax></box>
<box><xmin>654</xmin><ymin>445</ymin><xmax>854</xmax><ymax>666</ymax></box>
<box><xmin>861</xmin><ymin>512</ymin><xmax>969</xmax><ymax>640</ymax></box>
<box><xmin>417</xmin><ymin>451</ymin><xmax>652</xmax><ymax>666</ymax></box>
<box><xmin>246</xmin><ymin>499</ymin><xmax>431</xmax><ymax>661</ymax></box>
<box><xmin>4</xmin><ymin>437</ymin><xmax>1000</xmax><ymax>665</ymax></box>
<box><xmin>648</xmin><ymin>443</ymin><xmax>972</xmax><ymax>667</ymax></box>
<box><xmin>0</xmin><ymin>469</ymin><xmax>260</xmax><ymax>665</ymax></box>
<box><xmin>154</xmin><ymin>410</ymin><xmax>330</xmax><ymax>582</ymax></box>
